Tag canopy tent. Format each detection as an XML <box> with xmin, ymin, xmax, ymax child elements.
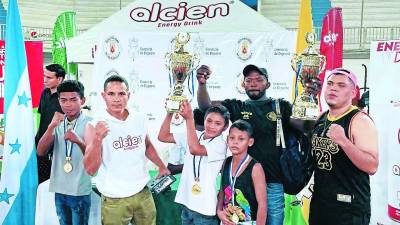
<box><xmin>66</xmin><ymin>0</ymin><xmax>285</xmax><ymax>63</ymax></box>
<box><xmin>64</xmin><ymin>0</ymin><xmax>296</xmax><ymax>173</ymax></box>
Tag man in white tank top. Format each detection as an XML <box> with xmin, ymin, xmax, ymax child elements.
<box><xmin>83</xmin><ymin>75</ymin><xmax>170</xmax><ymax>225</ymax></box>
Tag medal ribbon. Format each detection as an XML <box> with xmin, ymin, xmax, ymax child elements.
<box><xmin>229</xmin><ymin>154</ymin><xmax>250</xmax><ymax>207</ymax></box>
<box><xmin>193</xmin><ymin>155</ymin><xmax>203</xmax><ymax>182</ymax></box>
<box><xmin>64</xmin><ymin>112</ymin><xmax>80</xmax><ymax>159</ymax></box>
<box><xmin>192</xmin><ymin>132</ymin><xmax>216</xmax><ymax>182</ymax></box>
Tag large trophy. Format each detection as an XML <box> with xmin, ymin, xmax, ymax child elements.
<box><xmin>291</xmin><ymin>32</ymin><xmax>326</xmax><ymax>120</ymax></box>
<box><xmin>165</xmin><ymin>32</ymin><xmax>200</xmax><ymax>116</ymax></box>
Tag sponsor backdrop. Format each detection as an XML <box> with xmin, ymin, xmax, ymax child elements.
<box><xmin>66</xmin><ymin>0</ymin><xmax>284</xmax><ymax>64</ymax></box>
<box><xmin>91</xmin><ymin>31</ymin><xmax>296</xmax><ymax>154</ymax></box>
<box><xmin>370</xmin><ymin>39</ymin><xmax>400</xmax><ymax>224</ymax></box>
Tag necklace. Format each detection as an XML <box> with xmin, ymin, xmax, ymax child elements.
<box><xmin>229</xmin><ymin>154</ymin><xmax>250</xmax><ymax>207</ymax></box>
<box><xmin>191</xmin><ymin>132</ymin><xmax>215</xmax><ymax>195</ymax></box>
<box><xmin>322</xmin><ymin>106</ymin><xmax>357</xmax><ymax>136</ymax></box>
<box><xmin>63</xmin><ymin>112</ymin><xmax>81</xmax><ymax>173</ymax></box>
<box><xmin>321</xmin><ymin>117</ymin><xmax>334</xmax><ymax>137</ymax></box>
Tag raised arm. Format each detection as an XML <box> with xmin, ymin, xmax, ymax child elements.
<box><xmin>290</xmin><ymin>76</ymin><xmax>322</xmax><ymax>133</ymax></box>
<box><xmin>180</xmin><ymin>100</ymin><xmax>208</xmax><ymax>156</ymax></box>
<box><xmin>290</xmin><ymin>118</ymin><xmax>316</xmax><ymax>134</ymax></box>
<box><xmin>158</xmin><ymin>112</ymin><xmax>176</xmax><ymax>143</ymax></box>
<box><xmin>83</xmin><ymin>121</ymin><xmax>108</xmax><ymax>175</ymax></box>
<box><xmin>37</xmin><ymin>112</ymin><xmax>64</xmax><ymax>156</ymax></box>
<box><xmin>196</xmin><ymin>65</ymin><xmax>212</xmax><ymax>111</ymax></box>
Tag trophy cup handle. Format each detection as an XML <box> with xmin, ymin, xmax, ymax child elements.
<box><xmin>188</xmin><ymin>53</ymin><xmax>201</xmax><ymax>75</ymax></box>
<box><xmin>319</xmin><ymin>55</ymin><xmax>327</xmax><ymax>74</ymax></box>
<box><xmin>165</xmin><ymin>52</ymin><xmax>172</xmax><ymax>70</ymax></box>
<box><xmin>291</xmin><ymin>54</ymin><xmax>300</xmax><ymax>74</ymax></box>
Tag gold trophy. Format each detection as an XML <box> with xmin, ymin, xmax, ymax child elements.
<box><xmin>291</xmin><ymin>32</ymin><xmax>326</xmax><ymax>120</ymax></box>
<box><xmin>165</xmin><ymin>32</ymin><xmax>200</xmax><ymax>118</ymax></box>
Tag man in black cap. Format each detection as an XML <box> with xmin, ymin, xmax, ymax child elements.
<box><xmin>196</xmin><ymin>64</ymin><xmax>320</xmax><ymax>225</ymax></box>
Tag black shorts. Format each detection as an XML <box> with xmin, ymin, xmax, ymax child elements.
<box><xmin>309</xmin><ymin>201</ymin><xmax>370</xmax><ymax>225</ymax></box>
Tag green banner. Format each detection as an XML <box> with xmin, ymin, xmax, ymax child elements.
<box><xmin>52</xmin><ymin>11</ymin><xmax>78</xmax><ymax>79</ymax></box>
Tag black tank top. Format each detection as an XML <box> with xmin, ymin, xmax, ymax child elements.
<box><xmin>311</xmin><ymin>107</ymin><xmax>370</xmax><ymax>214</ymax></box>
<box><xmin>221</xmin><ymin>156</ymin><xmax>258</xmax><ymax>221</ymax></box>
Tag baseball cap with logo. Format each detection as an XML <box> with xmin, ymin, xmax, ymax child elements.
<box><xmin>328</xmin><ymin>68</ymin><xmax>358</xmax><ymax>86</ymax></box>
<box><xmin>243</xmin><ymin>64</ymin><xmax>268</xmax><ymax>80</ymax></box>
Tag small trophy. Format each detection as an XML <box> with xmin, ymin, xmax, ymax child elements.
<box><xmin>148</xmin><ymin>175</ymin><xmax>176</xmax><ymax>195</ymax></box>
<box><xmin>291</xmin><ymin>32</ymin><xmax>326</xmax><ymax>120</ymax></box>
<box><xmin>165</xmin><ymin>32</ymin><xmax>200</xmax><ymax>114</ymax></box>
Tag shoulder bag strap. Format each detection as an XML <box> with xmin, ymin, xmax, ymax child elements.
<box><xmin>275</xmin><ymin>99</ymin><xmax>286</xmax><ymax>148</ymax></box>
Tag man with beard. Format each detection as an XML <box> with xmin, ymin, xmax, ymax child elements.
<box><xmin>309</xmin><ymin>68</ymin><xmax>378</xmax><ymax>225</ymax></box>
<box><xmin>196</xmin><ymin>64</ymin><xmax>320</xmax><ymax>225</ymax></box>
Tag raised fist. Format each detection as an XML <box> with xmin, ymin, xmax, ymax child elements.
<box><xmin>196</xmin><ymin>65</ymin><xmax>211</xmax><ymax>85</ymax></box>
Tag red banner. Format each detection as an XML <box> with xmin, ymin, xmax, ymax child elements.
<box><xmin>318</xmin><ymin>7</ymin><xmax>343</xmax><ymax>110</ymax></box>
<box><xmin>0</xmin><ymin>40</ymin><xmax>43</xmax><ymax>113</ymax></box>
<box><xmin>319</xmin><ymin>7</ymin><xmax>343</xmax><ymax>80</ymax></box>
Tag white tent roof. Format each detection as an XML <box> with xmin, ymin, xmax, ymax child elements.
<box><xmin>66</xmin><ymin>0</ymin><xmax>285</xmax><ymax>63</ymax></box>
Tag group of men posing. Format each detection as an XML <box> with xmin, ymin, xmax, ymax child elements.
<box><xmin>35</xmin><ymin>63</ymin><xmax>378</xmax><ymax>225</ymax></box>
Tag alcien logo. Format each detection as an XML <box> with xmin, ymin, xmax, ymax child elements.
<box><xmin>113</xmin><ymin>135</ymin><xmax>142</xmax><ymax>150</ymax></box>
<box><xmin>130</xmin><ymin>2</ymin><xmax>230</xmax><ymax>22</ymax></box>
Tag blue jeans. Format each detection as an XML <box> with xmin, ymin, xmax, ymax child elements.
<box><xmin>55</xmin><ymin>193</ymin><xmax>91</xmax><ymax>225</ymax></box>
<box><xmin>266</xmin><ymin>183</ymin><xmax>284</xmax><ymax>225</ymax></box>
<box><xmin>181</xmin><ymin>206</ymin><xmax>219</xmax><ymax>225</ymax></box>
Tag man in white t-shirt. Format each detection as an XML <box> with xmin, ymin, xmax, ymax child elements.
<box><xmin>158</xmin><ymin>100</ymin><xmax>230</xmax><ymax>225</ymax></box>
<box><xmin>83</xmin><ymin>75</ymin><xmax>170</xmax><ymax>225</ymax></box>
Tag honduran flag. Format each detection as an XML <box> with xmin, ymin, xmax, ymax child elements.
<box><xmin>0</xmin><ymin>0</ymin><xmax>38</xmax><ymax>224</ymax></box>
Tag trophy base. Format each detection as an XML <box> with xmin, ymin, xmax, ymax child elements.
<box><xmin>166</xmin><ymin>95</ymin><xmax>186</xmax><ymax>113</ymax></box>
<box><xmin>291</xmin><ymin>94</ymin><xmax>319</xmax><ymax>120</ymax></box>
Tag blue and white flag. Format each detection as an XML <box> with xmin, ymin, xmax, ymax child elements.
<box><xmin>0</xmin><ymin>0</ymin><xmax>38</xmax><ymax>224</ymax></box>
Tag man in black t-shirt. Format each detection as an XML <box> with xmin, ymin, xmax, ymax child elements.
<box><xmin>196</xmin><ymin>64</ymin><xmax>320</xmax><ymax>225</ymax></box>
<box><xmin>35</xmin><ymin>64</ymin><xmax>65</xmax><ymax>183</ymax></box>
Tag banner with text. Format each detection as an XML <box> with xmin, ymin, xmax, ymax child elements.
<box><xmin>369</xmin><ymin>39</ymin><xmax>400</xmax><ymax>225</ymax></box>
<box><xmin>91</xmin><ymin>31</ymin><xmax>296</xmax><ymax>153</ymax></box>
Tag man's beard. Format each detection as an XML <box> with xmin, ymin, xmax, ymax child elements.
<box><xmin>246</xmin><ymin>89</ymin><xmax>266</xmax><ymax>100</ymax></box>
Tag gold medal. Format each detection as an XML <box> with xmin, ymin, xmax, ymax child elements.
<box><xmin>64</xmin><ymin>161</ymin><xmax>73</xmax><ymax>173</ymax></box>
<box><xmin>231</xmin><ymin>213</ymin><xmax>239</xmax><ymax>224</ymax></box>
<box><xmin>64</xmin><ymin>157</ymin><xmax>73</xmax><ymax>173</ymax></box>
<box><xmin>191</xmin><ymin>182</ymin><xmax>201</xmax><ymax>195</ymax></box>
<box><xmin>63</xmin><ymin>116</ymin><xmax>79</xmax><ymax>174</ymax></box>
<box><xmin>192</xmin><ymin>155</ymin><xmax>203</xmax><ymax>195</ymax></box>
